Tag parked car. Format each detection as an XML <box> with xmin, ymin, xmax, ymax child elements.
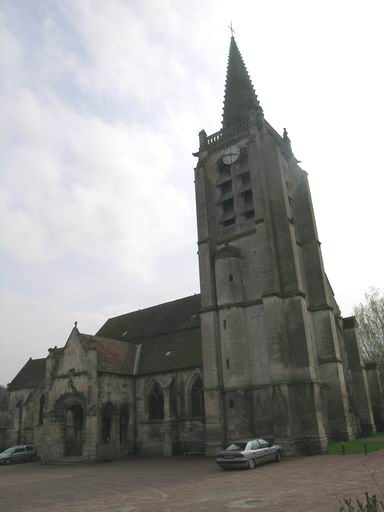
<box><xmin>216</xmin><ymin>438</ymin><xmax>282</xmax><ymax>470</ymax></box>
<box><xmin>0</xmin><ymin>445</ymin><xmax>37</xmax><ymax>465</ymax></box>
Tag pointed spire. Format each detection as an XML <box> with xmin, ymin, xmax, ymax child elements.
<box><xmin>222</xmin><ymin>36</ymin><xmax>262</xmax><ymax>129</ymax></box>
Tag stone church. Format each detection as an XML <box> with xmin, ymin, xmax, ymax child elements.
<box><xmin>1</xmin><ymin>36</ymin><xmax>383</xmax><ymax>462</ymax></box>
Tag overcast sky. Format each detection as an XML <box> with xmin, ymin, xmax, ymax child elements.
<box><xmin>1</xmin><ymin>0</ymin><xmax>383</xmax><ymax>385</ymax></box>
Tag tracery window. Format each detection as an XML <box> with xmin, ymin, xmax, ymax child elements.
<box><xmin>148</xmin><ymin>382</ymin><xmax>164</xmax><ymax>420</ymax></box>
<box><xmin>191</xmin><ymin>377</ymin><xmax>205</xmax><ymax>418</ymax></box>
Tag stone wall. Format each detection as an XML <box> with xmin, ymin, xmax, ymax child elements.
<box><xmin>136</xmin><ymin>369</ymin><xmax>205</xmax><ymax>456</ymax></box>
<box><xmin>6</xmin><ymin>388</ymin><xmax>45</xmax><ymax>452</ymax></box>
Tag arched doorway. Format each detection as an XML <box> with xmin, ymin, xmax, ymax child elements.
<box><xmin>64</xmin><ymin>404</ymin><xmax>83</xmax><ymax>456</ymax></box>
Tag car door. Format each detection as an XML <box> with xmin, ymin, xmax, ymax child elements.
<box><xmin>256</xmin><ymin>439</ymin><xmax>271</xmax><ymax>463</ymax></box>
<box><xmin>258</xmin><ymin>439</ymin><xmax>274</xmax><ymax>461</ymax></box>
<box><xmin>249</xmin><ymin>441</ymin><xmax>263</xmax><ymax>464</ymax></box>
<box><xmin>12</xmin><ymin>447</ymin><xmax>26</xmax><ymax>462</ymax></box>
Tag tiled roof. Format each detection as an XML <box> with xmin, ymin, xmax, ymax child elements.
<box><xmin>95</xmin><ymin>294</ymin><xmax>202</xmax><ymax>374</ymax></box>
<box><xmin>96</xmin><ymin>294</ymin><xmax>201</xmax><ymax>342</ymax></box>
<box><xmin>138</xmin><ymin>327</ymin><xmax>202</xmax><ymax>375</ymax></box>
<box><xmin>78</xmin><ymin>334</ymin><xmax>138</xmax><ymax>375</ymax></box>
<box><xmin>8</xmin><ymin>358</ymin><xmax>46</xmax><ymax>391</ymax></box>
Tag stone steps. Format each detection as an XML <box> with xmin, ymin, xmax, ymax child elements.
<box><xmin>47</xmin><ymin>456</ymin><xmax>84</xmax><ymax>465</ymax></box>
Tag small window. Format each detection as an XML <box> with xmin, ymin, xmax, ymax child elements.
<box><xmin>223</xmin><ymin>320</ymin><xmax>227</xmax><ymax>330</ymax></box>
<box><xmin>223</xmin><ymin>218</ymin><xmax>235</xmax><ymax>227</ymax></box>
<box><xmin>242</xmin><ymin>189</ymin><xmax>253</xmax><ymax>206</ymax></box>
<box><xmin>229</xmin><ymin>399</ymin><xmax>234</xmax><ymax>408</ymax></box>
<box><xmin>243</xmin><ymin>210</ymin><xmax>255</xmax><ymax>220</ymax></box>
<box><xmin>226</xmin><ymin>358</ymin><xmax>230</xmax><ymax>369</ymax></box>
<box><xmin>222</xmin><ymin>198</ymin><xmax>234</xmax><ymax>214</ymax></box>
<box><xmin>219</xmin><ymin>181</ymin><xmax>232</xmax><ymax>195</ymax></box>
<box><xmin>229</xmin><ymin>274</ymin><xmax>233</xmax><ymax>282</ymax></box>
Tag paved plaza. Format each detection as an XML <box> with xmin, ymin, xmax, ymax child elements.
<box><xmin>1</xmin><ymin>452</ymin><xmax>384</xmax><ymax>512</ymax></box>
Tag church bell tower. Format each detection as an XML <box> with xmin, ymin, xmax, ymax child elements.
<box><xmin>194</xmin><ymin>36</ymin><xmax>374</xmax><ymax>455</ymax></box>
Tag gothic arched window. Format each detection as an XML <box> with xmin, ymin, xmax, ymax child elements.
<box><xmin>101</xmin><ymin>402</ymin><xmax>114</xmax><ymax>443</ymax></box>
<box><xmin>170</xmin><ymin>379</ymin><xmax>178</xmax><ymax>418</ymax></box>
<box><xmin>39</xmin><ymin>395</ymin><xmax>45</xmax><ymax>425</ymax></box>
<box><xmin>191</xmin><ymin>377</ymin><xmax>205</xmax><ymax>418</ymax></box>
<box><xmin>119</xmin><ymin>404</ymin><xmax>129</xmax><ymax>444</ymax></box>
<box><xmin>148</xmin><ymin>382</ymin><xmax>164</xmax><ymax>420</ymax></box>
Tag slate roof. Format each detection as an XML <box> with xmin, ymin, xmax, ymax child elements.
<box><xmin>138</xmin><ymin>327</ymin><xmax>201</xmax><ymax>375</ymax></box>
<box><xmin>8</xmin><ymin>358</ymin><xmax>46</xmax><ymax>391</ymax></box>
<box><xmin>78</xmin><ymin>334</ymin><xmax>138</xmax><ymax>375</ymax></box>
<box><xmin>96</xmin><ymin>294</ymin><xmax>202</xmax><ymax>375</ymax></box>
<box><xmin>96</xmin><ymin>294</ymin><xmax>201</xmax><ymax>342</ymax></box>
<box><xmin>222</xmin><ymin>36</ymin><xmax>260</xmax><ymax>129</ymax></box>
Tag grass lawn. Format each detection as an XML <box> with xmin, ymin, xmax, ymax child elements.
<box><xmin>326</xmin><ymin>433</ymin><xmax>384</xmax><ymax>455</ymax></box>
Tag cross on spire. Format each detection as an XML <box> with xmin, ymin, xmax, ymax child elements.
<box><xmin>228</xmin><ymin>21</ymin><xmax>235</xmax><ymax>37</ymax></box>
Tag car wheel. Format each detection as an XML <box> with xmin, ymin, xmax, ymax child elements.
<box><xmin>247</xmin><ymin>458</ymin><xmax>256</xmax><ymax>470</ymax></box>
<box><xmin>5</xmin><ymin>458</ymin><xmax>11</xmax><ymax>465</ymax></box>
<box><xmin>274</xmin><ymin>450</ymin><xmax>281</xmax><ymax>462</ymax></box>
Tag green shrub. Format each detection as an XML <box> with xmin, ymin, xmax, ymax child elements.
<box><xmin>339</xmin><ymin>493</ymin><xmax>384</xmax><ymax>511</ymax></box>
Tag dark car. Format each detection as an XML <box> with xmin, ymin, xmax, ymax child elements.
<box><xmin>0</xmin><ymin>445</ymin><xmax>37</xmax><ymax>464</ymax></box>
<box><xmin>216</xmin><ymin>438</ymin><xmax>282</xmax><ymax>470</ymax></box>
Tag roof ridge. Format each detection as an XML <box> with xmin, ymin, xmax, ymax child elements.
<box><xmin>104</xmin><ymin>293</ymin><xmax>200</xmax><ymax>322</ymax></box>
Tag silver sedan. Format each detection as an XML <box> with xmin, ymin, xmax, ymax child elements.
<box><xmin>216</xmin><ymin>439</ymin><xmax>282</xmax><ymax>470</ymax></box>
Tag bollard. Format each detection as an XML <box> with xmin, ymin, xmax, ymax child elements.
<box><xmin>363</xmin><ymin>442</ymin><xmax>368</xmax><ymax>455</ymax></box>
<box><xmin>341</xmin><ymin>443</ymin><xmax>345</xmax><ymax>455</ymax></box>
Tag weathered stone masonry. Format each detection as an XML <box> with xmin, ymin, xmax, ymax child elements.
<box><xmin>1</xmin><ymin>36</ymin><xmax>382</xmax><ymax>460</ymax></box>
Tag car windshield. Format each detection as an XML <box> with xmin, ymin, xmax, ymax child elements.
<box><xmin>225</xmin><ymin>443</ymin><xmax>247</xmax><ymax>452</ymax></box>
<box><xmin>1</xmin><ymin>448</ymin><xmax>13</xmax><ymax>454</ymax></box>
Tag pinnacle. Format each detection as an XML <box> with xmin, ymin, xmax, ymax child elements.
<box><xmin>222</xmin><ymin>36</ymin><xmax>261</xmax><ymax>129</ymax></box>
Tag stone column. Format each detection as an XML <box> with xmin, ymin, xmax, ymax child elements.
<box><xmin>365</xmin><ymin>363</ymin><xmax>384</xmax><ymax>431</ymax></box>
<box><xmin>84</xmin><ymin>342</ymin><xmax>98</xmax><ymax>462</ymax></box>
<box><xmin>343</xmin><ymin>317</ymin><xmax>376</xmax><ymax>435</ymax></box>
<box><xmin>162</xmin><ymin>386</ymin><xmax>173</xmax><ymax>456</ymax></box>
<box><xmin>313</xmin><ymin>310</ymin><xmax>354</xmax><ymax>440</ymax></box>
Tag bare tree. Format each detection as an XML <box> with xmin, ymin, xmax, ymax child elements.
<box><xmin>354</xmin><ymin>288</ymin><xmax>384</xmax><ymax>365</ymax></box>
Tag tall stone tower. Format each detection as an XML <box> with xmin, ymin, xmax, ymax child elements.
<box><xmin>194</xmin><ymin>36</ymin><xmax>375</xmax><ymax>455</ymax></box>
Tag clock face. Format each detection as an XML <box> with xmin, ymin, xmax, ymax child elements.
<box><xmin>222</xmin><ymin>145</ymin><xmax>240</xmax><ymax>165</ymax></box>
